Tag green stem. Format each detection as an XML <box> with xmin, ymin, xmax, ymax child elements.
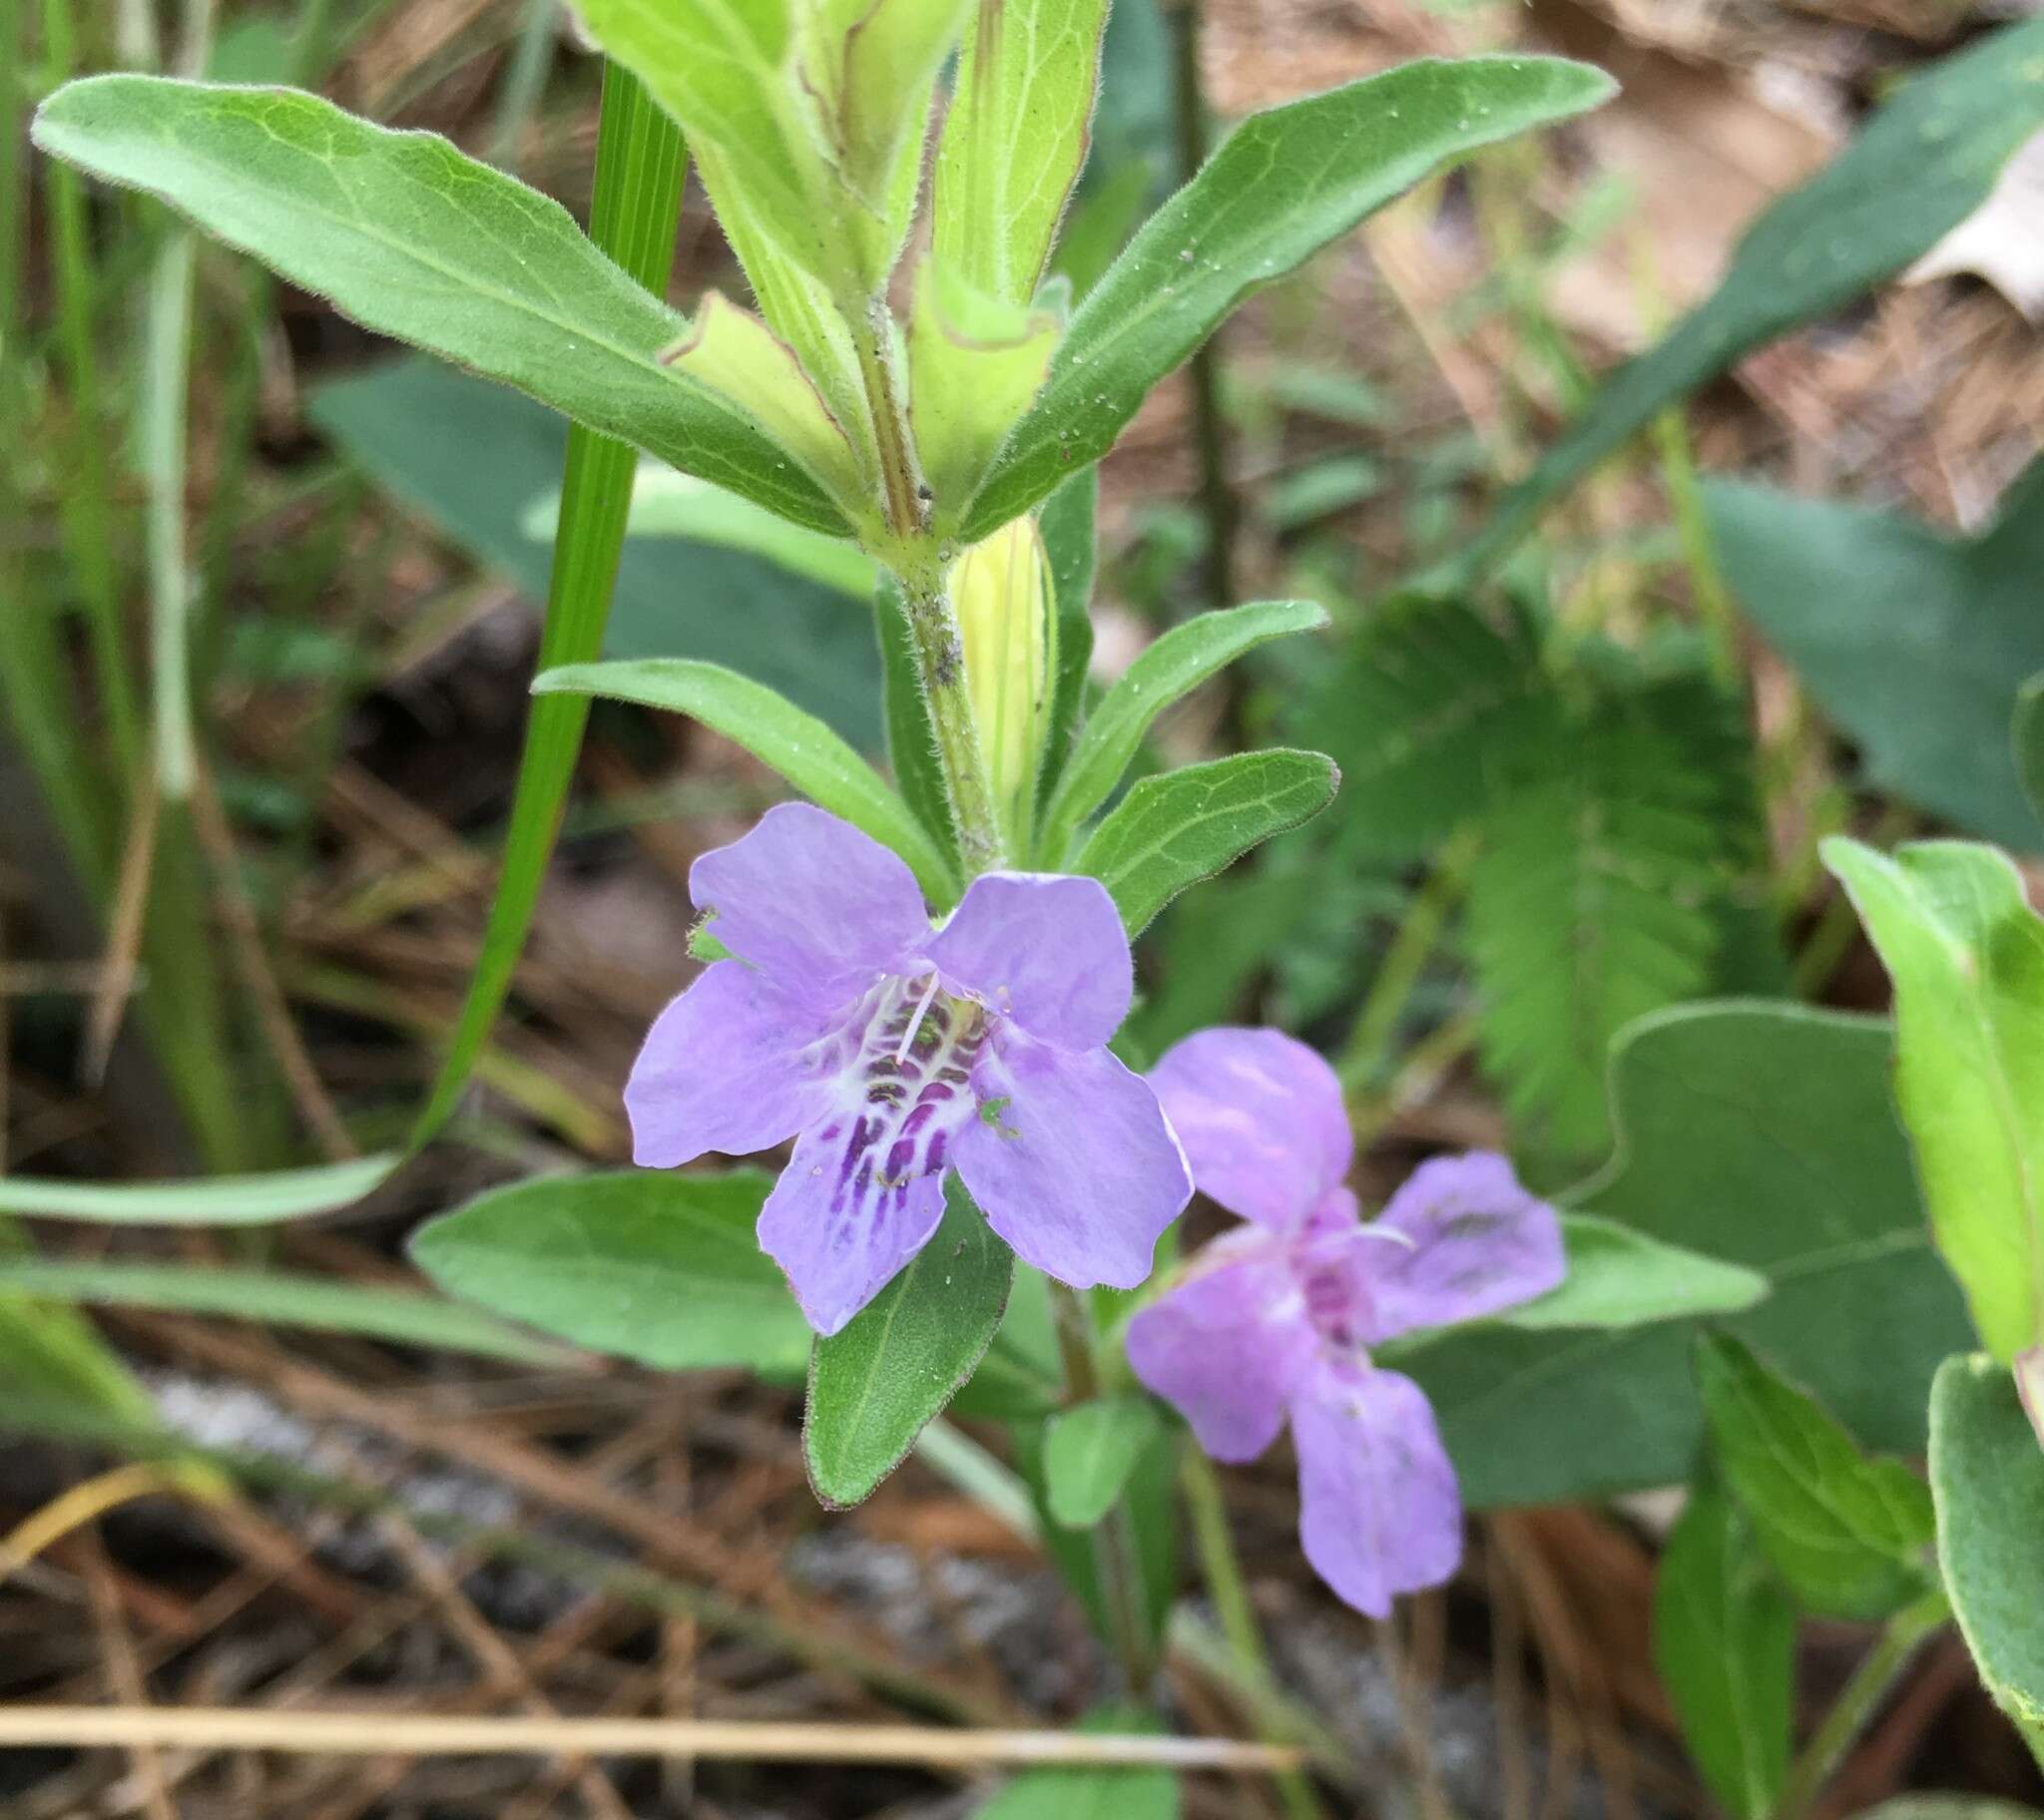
<box><xmin>894</xmin><ymin>544</ymin><xmax>1006</xmax><ymax>876</ymax></box>
<box><xmin>1336</xmin><ymin>832</ymin><xmax>1474</xmax><ymax>1095</ymax></box>
<box><xmin>1772</xmin><ymin>1592</ymin><xmax>1948</xmax><ymax>1820</ymax></box>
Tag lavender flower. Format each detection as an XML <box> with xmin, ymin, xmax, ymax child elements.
<box><xmin>627</xmin><ymin>803</ymin><xmax>1192</xmax><ymax>1336</ymax></box>
<box><xmin>1126</xmin><ymin>1028</ymin><xmax>1564</xmax><ymax>1616</ymax></box>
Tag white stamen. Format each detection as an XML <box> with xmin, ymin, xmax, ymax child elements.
<box><xmin>893</xmin><ymin>973</ymin><xmax>943</xmax><ymax>1065</ymax></box>
<box><xmin>1353</xmin><ymin>1222</ymin><xmax>1419</xmax><ymax>1251</ymax></box>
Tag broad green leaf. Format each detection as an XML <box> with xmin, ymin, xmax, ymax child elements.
<box><xmin>957</xmin><ymin>54</ymin><xmax>1615</xmax><ymax>540</ymax></box>
<box><xmin>311</xmin><ymin>360</ymin><xmax>881</xmax><ymax>740</ymax></box>
<box><xmin>1708</xmin><ymin>460</ymin><xmax>2044</xmax><ymax>851</ymax></box>
<box><xmin>1654</xmin><ymin>1480</ymin><xmax>1795</xmax><ymax>1820</ymax></box>
<box><xmin>410</xmin><ymin>1169</ymin><xmax>810</xmax><ymax>1374</ymax></box>
<box><xmin>874</xmin><ymin>572</ymin><xmax>960</xmax><ymax>864</ymax></box>
<box><xmin>1</xmin><ymin>1155</ymin><xmax>398</xmax><ymax>1225</ymax></box>
<box><xmin>805</xmin><ymin>1179</ymin><xmax>1013</xmax><ymax>1507</ymax></box>
<box><xmin>1497</xmin><ymin>1214</ymin><xmax>1769</xmax><ymax>1331</ymax></box>
<box><xmin>2015</xmin><ymin>672</ymin><xmax>2044</xmax><ymax>834</ymax></box>
<box><xmin>30</xmin><ymin>76</ymin><xmax>847</xmax><ymax>534</ymax></box>
<box><xmin>1445</xmin><ymin>18</ymin><xmax>2044</xmax><ymax>583</ymax></box>
<box><xmin>1043</xmin><ymin>1395</ymin><xmax>1165</xmax><ymax>1529</ymax></box>
<box><xmin>974</xmin><ymin>1704</ymin><xmax>1180</xmax><ymax>1820</ymax></box>
<box><xmin>1399</xmin><ymin>1003</ymin><xmax>1973</xmax><ymax>1508</ymax></box>
<box><xmin>1036</xmin><ymin>468</ymin><xmax>1099</xmax><ymax>810</ymax></box>
<box><xmin>1699</xmin><ymin>1333</ymin><xmax>1936</xmax><ymax>1620</ymax></box>
<box><xmin>523</xmin><ymin>468</ymin><xmax>877</xmax><ymax>599</ymax></box>
<box><xmin>0</xmin><ymin>1259</ymin><xmax>566</xmax><ymax>1366</ymax></box>
<box><xmin>1930</xmin><ymin>1353</ymin><xmax>2044</xmax><ymax>1745</ymax></box>
<box><xmin>908</xmin><ymin>257</ymin><xmax>1059</xmax><ymax>508</ymax></box>
<box><xmin>1822</xmin><ymin>838</ymin><xmax>2044</xmax><ymax>1362</ymax></box>
<box><xmin>1038</xmin><ymin>600</ymin><xmax>1327</xmax><ymax>860</ymax></box>
<box><xmin>1293</xmin><ymin>596</ymin><xmax>1547</xmax><ymax>862</ymax></box>
<box><xmin>1074</xmin><ymin>749</ymin><xmax>1339</xmax><ymax>935</ymax></box>
<box><xmin>534</xmin><ymin>658</ymin><xmax>959</xmax><ymax>902</ymax></box>
<box><xmin>933</xmin><ymin>0</ymin><xmax>1110</xmax><ymax>307</ymax></box>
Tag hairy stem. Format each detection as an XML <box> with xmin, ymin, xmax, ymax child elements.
<box><xmin>895</xmin><ymin>548</ymin><xmax>1006</xmax><ymax>876</ymax></box>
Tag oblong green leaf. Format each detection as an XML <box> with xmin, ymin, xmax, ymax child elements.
<box><xmin>805</xmin><ymin>1179</ymin><xmax>1012</xmax><ymax>1508</ymax></box>
<box><xmin>1931</xmin><ymin>1353</ymin><xmax>2044</xmax><ymax>1743</ymax></box>
<box><xmin>410</xmin><ymin>1168</ymin><xmax>810</xmax><ymax>1374</ymax></box>
<box><xmin>1654</xmin><ymin>1480</ymin><xmax>1795</xmax><ymax>1820</ymax></box>
<box><xmin>1039</xmin><ymin>599</ymin><xmax>1326</xmax><ymax>858</ymax></box>
<box><xmin>1043</xmin><ymin>1395</ymin><xmax>1165</xmax><ymax>1529</ymax></box>
<box><xmin>1036</xmin><ymin>468</ymin><xmax>1100</xmax><ymax>813</ymax></box>
<box><xmin>957</xmin><ymin>54</ymin><xmax>1615</xmax><ymax>539</ymax></box>
<box><xmin>1699</xmin><ymin>1333</ymin><xmax>1936</xmax><ymax>1621</ymax></box>
<box><xmin>0</xmin><ymin>1259</ymin><xmax>565</xmax><ymax>1365</ymax></box>
<box><xmin>1499</xmin><ymin>1214</ymin><xmax>1770</xmax><ymax>1331</ymax></box>
<box><xmin>1074</xmin><ymin>749</ymin><xmax>1338</xmax><ymax>935</ymax></box>
<box><xmin>1822</xmin><ymin>837</ymin><xmax>2044</xmax><ymax>1362</ymax></box>
<box><xmin>31</xmin><ymin>76</ymin><xmax>849</xmax><ymax>534</ymax></box>
<box><xmin>0</xmin><ymin>1155</ymin><xmax>398</xmax><ymax>1225</ymax></box>
<box><xmin>535</xmin><ymin>658</ymin><xmax>959</xmax><ymax>902</ymax></box>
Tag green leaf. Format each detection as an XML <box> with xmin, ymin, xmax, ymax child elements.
<box><xmin>30</xmin><ymin>76</ymin><xmax>846</xmax><ymax>534</ymax></box>
<box><xmin>1399</xmin><ymin>1003</ymin><xmax>1974</xmax><ymax>1508</ymax></box>
<box><xmin>950</xmin><ymin>1264</ymin><xmax>1063</xmax><ymax>1418</ymax></box>
<box><xmin>933</xmin><ymin>0</ymin><xmax>1110</xmax><ymax>308</ymax></box>
<box><xmin>1293</xmin><ymin>596</ymin><xmax>1547</xmax><ymax>862</ymax></box>
<box><xmin>410</xmin><ymin>1169</ymin><xmax>810</xmax><ymax>1374</ymax></box>
<box><xmin>805</xmin><ymin>1179</ymin><xmax>1013</xmax><ymax>1508</ymax></box>
<box><xmin>1497</xmin><ymin>1214</ymin><xmax>1769</xmax><ymax>1331</ymax></box>
<box><xmin>311</xmin><ymin>358</ymin><xmax>881</xmax><ymax>741</ymax></box>
<box><xmin>1038</xmin><ymin>600</ymin><xmax>1327</xmax><ymax>861</ymax></box>
<box><xmin>404</xmin><ymin>68</ymin><xmax>691</xmax><ymax>1146</ymax></box>
<box><xmin>1074</xmin><ymin>749</ymin><xmax>1338</xmax><ymax>935</ymax></box>
<box><xmin>524</xmin><ymin>469</ymin><xmax>877</xmax><ymax>599</ymax></box>
<box><xmin>0</xmin><ymin>1155</ymin><xmax>398</xmax><ymax>1224</ymax></box>
<box><xmin>958</xmin><ymin>54</ymin><xmax>1615</xmax><ymax>540</ymax></box>
<box><xmin>1930</xmin><ymin>1353</ymin><xmax>2044</xmax><ymax>1741</ymax></box>
<box><xmin>1699</xmin><ymin>1333</ymin><xmax>1936</xmax><ymax>1620</ymax></box>
<box><xmin>874</xmin><ymin>572</ymin><xmax>960</xmax><ymax>867</ymax></box>
<box><xmin>1465</xmin><ymin>682</ymin><xmax>1729</xmax><ymax>1161</ymax></box>
<box><xmin>1708</xmin><ymin>460</ymin><xmax>2044</xmax><ymax>851</ymax></box>
<box><xmin>1042</xmin><ymin>1395</ymin><xmax>1166</xmax><ymax>1529</ymax></box>
<box><xmin>0</xmin><ymin>1259</ymin><xmax>566</xmax><ymax>1366</ymax></box>
<box><xmin>534</xmin><ymin>658</ymin><xmax>959</xmax><ymax>902</ymax></box>
<box><xmin>1037</xmin><ymin>468</ymin><xmax>1100</xmax><ymax>811</ymax></box>
<box><xmin>1654</xmin><ymin>1479</ymin><xmax>1795</xmax><ymax>1820</ymax></box>
<box><xmin>1446</xmin><ymin>18</ymin><xmax>2044</xmax><ymax>582</ymax></box>
<box><xmin>2015</xmin><ymin>672</ymin><xmax>2044</xmax><ymax>834</ymax></box>
<box><xmin>1822</xmin><ymin>838</ymin><xmax>2044</xmax><ymax>1362</ymax></box>
<box><xmin>973</xmin><ymin>1704</ymin><xmax>1180</xmax><ymax>1820</ymax></box>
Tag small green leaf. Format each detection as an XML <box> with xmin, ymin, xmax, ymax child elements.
<box><xmin>1074</xmin><ymin>749</ymin><xmax>1338</xmax><ymax>935</ymax></box>
<box><xmin>1043</xmin><ymin>1395</ymin><xmax>1165</xmax><ymax>1529</ymax></box>
<box><xmin>2014</xmin><ymin>672</ymin><xmax>2044</xmax><ymax>834</ymax></box>
<box><xmin>959</xmin><ymin>54</ymin><xmax>1615</xmax><ymax>539</ymax></box>
<box><xmin>1654</xmin><ymin>1479</ymin><xmax>1795</xmax><ymax>1820</ymax></box>
<box><xmin>1699</xmin><ymin>1333</ymin><xmax>1936</xmax><ymax>1621</ymax></box>
<box><xmin>535</xmin><ymin>658</ymin><xmax>959</xmax><ymax>903</ymax></box>
<box><xmin>1449</xmin><ymin>18</ymin><xmax>2044</xmax><ymax>582</ymax></box>
<box><xmin>411</xmin><ymin>1168</ymin><xmax>809</xmax><ymax>1374</ymax></box>
<box><xmin>1036</xmin><ymin>468</ymin><xmax>1100</xmax><ymax>811</ymax></box>
<box><xmin>0</xmin><ymin>1259</ymin><xmax>565</xmax><ymax>1365</ymax></box>
<box><xmin>805</xmin><ymin>1179</ymin><xmax>1013</xmax><ymax>1508</ymax></box>
<box><xmin>932</xmin><ymin>0</ymin><xmax>1110</xmax><ymax>308</ymax></box>
<box><xmin>1499</xmin><ymin>1215</ymin><xmax>1770</xmax><ymax>1331</ymax></box>
<box><xmin>1930</xmin><ymin>1353</ymin><xmax>2044</xmax><ymax>1740</ymax></box>
<box><xmin>973</xmin><ymin>1704</ymin><xmax>1180</xmax><ymax>1820</ymax></box>
<box><xmin>30</xmin><ymin>77</ymin><xmax>846</xmax><ymax>534</ymax></box>
<box><xmin>1039</xmin><ymin>600</ymin><xmax>1326</xmax><ymax>860</ymax></box>
<box><xmin>1822</xmin><ymin>838</ymin><xmax>2044</xmax><ymax>1363</ymax></box>
<box><xmin>0</xmin><ymin>1155</ymin><xmax>398</xmax><ymax>1225</ymax></box>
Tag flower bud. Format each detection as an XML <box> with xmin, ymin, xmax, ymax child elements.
<box><xmin>951</xmin><ymin>518</ymin><xmax>1054</xmax><ymax>849</ymax></box>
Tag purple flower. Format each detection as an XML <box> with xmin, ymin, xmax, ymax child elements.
<box><xmin>1126</xmin><ymin>1028</ymin><xmax>1564</xmax><ymax>1616</ymax></box>
<box><xmin>627</xmin><ymin>803</ymin><xmax>1192</xmax><ymax>1336</ymax></box>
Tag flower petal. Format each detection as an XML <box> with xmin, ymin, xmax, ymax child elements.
<box><xmin>625</xmin><ymin>962</ymin><xmax>839</xmax><ymax>1166</ymax></box>
<box><xmin>955</xmin><ymin>1027</ymin><xmax>1191</xmax><ymax>1289</ymax></box>
<box><xmin>1359</xmin><ymin>1152</ymin><xmax>1566</xmax><ymax>1343</ymax></box>
<box><xmin>1149</xmin><ymin>1028</ymin><xmax>1352</xmax><ymax>1229</ymax></box>
<box><xmin>925</xmin><ymin>872</ymin><xmax>1132</xmax><ymax>1048</ymax></box>
<box><xmin>1126</xmin><ymin>1228</ymin><xmax>1315</xmax><ymax>1461</ymax></box>
<box><xmin>757</xmin><ymin>1116</ymin><xmax>955</xmax><ymax>1336</ymax></box>
<box><xmin>1291</xmin><ymin>1361</ymin><xmax>1461</xmax><ymax>1617</ymax></box>
<box><xmin>691</xmin><ymin>803</ymin><xmax>929</xmax><ymax>1007</ymax></box>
